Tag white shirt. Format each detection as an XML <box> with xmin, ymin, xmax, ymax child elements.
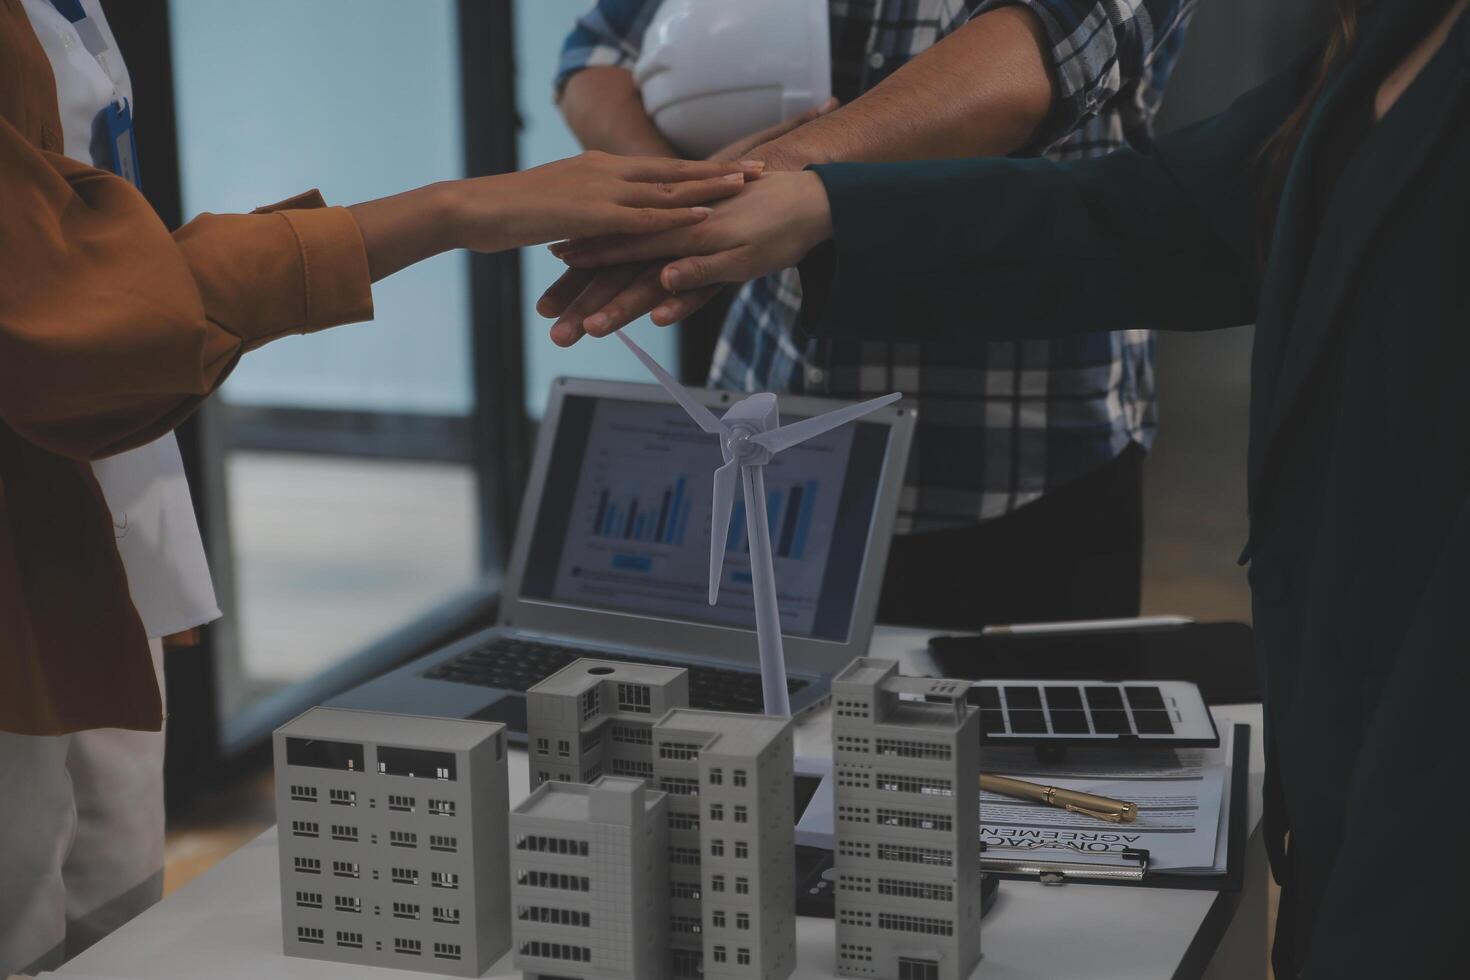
<box><xmin>21</xmin><ymin>0</ymin><xmax>220</xmax><ymax>637</ymax></box>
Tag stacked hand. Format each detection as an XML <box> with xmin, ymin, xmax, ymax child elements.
<box><xmin>540</xmin><ymin>171</ymin><xmax>834</xmax><ymax>346</ymax></box>
<box><xmin>538</xmin><ymin>100</ymin><xmax>840</xmax><ymax>347</ymax></box>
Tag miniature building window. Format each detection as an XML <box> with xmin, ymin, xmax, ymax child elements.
<box><xmin>394</xmin><ymin>937</ymin><xmax>423</xmax><ymax>955</ymax></box>
<box><xmin>387</xmin><ymin>794</ymin><xmax>415</xmax><ymax>812</ymax></box>
<box><xmin>841</xmin><ymin>944</ymin><xmax>875</xmax><ymax>963</ymax></box>
<box><xmin>660</xmin><ymin>776</ymin><xmax>700</xmax><ymax>797</ymax></box>
<box><xmin>838</xmin><ymin>805</ymin><xmax>872</xmax><ymax>824</ymax></box>
<box><xmin>671</xmin><ymin>880</ymin><xmax>702</xmax><ymax>900</ymax></box>
<box><xmin>332</xmin><ymin>860</ymin><xmax>359</xmax><ymax>878</ymax></box>
<box><xmin>876</xmin><ymin>773</ymin><xmax>954</xmax><ymax>797</ymax></box>
<box><xmin>294</xmin><ymin>890</ymin><xmax>322</xmax><ymax>908</ymax></box>
<box><xmin>516</xmin><ymin>870</ymin><xmax>589</xmax><ymax>891</ymax></box>
<box><xmin>710</xmin><ymin>874</ymin><xmax>726</xmax><ymax>892</ymax></box>
<box><xmin>734</xmin><ymin>841</ymin><xmax>749</xmax><ymax>859</ymax></box>
<box><xmin>293</xmin><ymin>857</ymin><xmax>321</xmax><ymax>874</ymax></box>
<box><xmin>713</xmin><ymin>945</ymin><xmax>728</xmax><ymax>963</ymax></box>
<box><xmin>733</xmin><ymin>805</ymin><xmax>749</xmax><ymax>823</ymax></box>
<box><xmin>427</xmin><ymin>798</ymin><xmax>455</xmax><ymax>817</ymax></box>
<box><xmin>838</xmin><ymin>841</ymin><xmax>873</xmax><ymax>859</ymax></box>
<box><xmin>669</xmin><ymin>810</ymin><xmax>700</xmax><ymax>831</ymax></box>
<box><xmin>429</xmin><ymin>834</ymin><xmax>458</xmax><ymax>852</ymax></box>
<box><xmin>712</xmin><ymin>910</ymin><xmax>727</xmax><ymax>928</ymax></box>
<box><xmin>878</xmin><ymin>878</ymin><xmax>954</xmax><ymax>902</ymax></box>
<box><xmin>733</xmin><ymin>769</ymin><xmax>748</xmax><ymax>787</ymax></box>
<box><xmin>334</xmin><ymin>895</ymin><xmax>362</xmax><ymax>914</ymax></box>
<box><xmin>290</xmin><ymin>820</ymin><xmax>319</xmax><ymax>838</ymax></box>
<box><xmin>672</xmin><ymin>949</ymin><xmax>704</xmax><ymax>979</ymax></box>
<box><xmin>738</xmin><ymin>948</ymin><xmax>752</xmax><ymax>965</ymax></box>
<box><xmin>612</xmin><ymin>759</ymin><xmax>654</xmax><ymax>779</ymax></box>
<box><xmin>433</xmin><ymin>905</ymin><xmax>460</xmax><ymax>924</ymax></box>
<box><xmin>433</xmin><ymin>942</ymin><xmax>462</xmax><ymax>961</ymax></box>
<box><xmin>875</xmin><ymin>843</ymin><xmax>953</xmax><ymax>867</ymax></box>
<box><xmin>329</xmin><ymin>823</ymin><xmax>358</xmax><ymax>842</ymax></box>
<box><xmin>659</xmin><ymin>741</ymin><xmax>700</xmax><ymax>761</ymax></box>
<box><xmin>839</xmin><ymin>910</ymin><xmax>873</xmax><ymax>927</ymax></box>
<box><xmin>537</xmin><ymin>771</ymin><xmax>551</xmax><ymax>786</ymax></box>
<box><xmin>617</xmin><ymin>683</ymin><xmax>652</xmax><ymax>713</ymax></box>
<box><xmin>838</xmin><ymin>874</ymin><xmax>871</xmax><ymax>893</ymax></box>
<box><xmin>377</xmin><ymin>746</ymin><xmax>456</xmax><ymax>781</ymax></box>
<box><xmin>875</xmin><ymin>737</ymin><xmax>952</xmax><ymax>761</ymax></box>
<box><xmin>709</xmin><ymin>804</ymin><xmax>724</xmax><ymax>821</ymax></box>
<box><xmin>517</xmin><ymin>835</ymin><xmax>589</xmax><ymax>856</ymax></box>
<box><xmin>335</xmin><ymin>930</ymin><xmax>363</xmax><ymax>949</ymax></box>
<box><xmin>285</xmin><ymin>737</ymin><xmax>363</xmax><ymax>773</ymax></box>
<box><xmin>878</xmin><ymin>912</ymin><xmax>954</xmax><ymax>936</ymax></box>
<box><xmin>520</xmin><ymin>941</ymin><xmax>591</xmax><ymax>962</ymax></box>
<box><xmin>289</xmin><ymin>784</ymin><xmax>317</xmax><ymax>802</ymax></box>
<box><xmin>392</xmin><ymin>901</ymin><xmax>420</xmax><ymax>920</ymax></box>
<box><xmin>736</xmin><ymin>912</ymin><xmax>750</xmax><ymax>930</ymax></box>
<box><xmin>557</xmin><ymin>739</ymin><xmax>570</xmax><ymax>758</ymax></box>
<box><xmin>670</xmin><ymin>916</ymin><xmax>703</xmax><ymax>935</ymax></box>
<box><xmin>710</xmin><ymin>839</ymin><xmax>724</xmax><ymax>857</ymax></box>
<box><xmin>328</xmin><ymin>788</ymin><xmax>357</xmax><ymax>806</ymax></box>
<box><xmin>391</xmin><ymin>866</ymin><xmax>420</xmax><ymax>885</ymax></box>
<box><xmin>735</xmin><ymin>877</ymin><xmax>750</xmax><ymax>895</ymax></box>
<box><xmin>708</xmin><ymin>768</ymin><xmax>723</xmax><ymax>785</ymax></box>
<box><xmin>519</xmin><ymin>905</ymin><xmax>591</xmax><ymax>926</ymax></box>
<box><xmin>670</xmin><ymin>847</ymin><xmax>702</xmax><ymax>866</ymax></box>
<box><xmin>877</xmin><ymin>808</ymin><xmax>953</xmax><ymax>832</ymax></box>
<box><xmin>611</xmin><ymin>724</ymin><xmax>652</xmax><ymax>745</ymax></box>
<box><xmin>581</xmin><ymin>729</ymin><xmax>602</xmax><ymax>753</ymax></box>
<box><xmin>899</xmin><ymin>958</ymin><xmax>942</xmax><ymax>980</ymax></box>
<box><xmin>296</xmin><ymin>926</ymin><xmax>324</xmax><ymax>944</ymax></box>
<box><xmin>430</xmin><ymin>871</ymin><xmax>460</xmax><ymax>890</ymax></box>
<box><xmin>581</xmin><ymin>687</ymin><xmax>601</xmax><ymax>720</ymax></box>
<box><xmin>536</xmin><ymin>737</ymin><xmax>550</xmax><ymax>755</ymax></box>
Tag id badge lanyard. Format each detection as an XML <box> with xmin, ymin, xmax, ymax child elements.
<box><xmin>48</xmin><ymin>0</ymin><xmax>142</xmax><ymax>189</ymax></box>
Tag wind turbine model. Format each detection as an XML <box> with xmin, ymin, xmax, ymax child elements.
<box><xmin>615</xmin><ymin>331</ymin><xmax>900</xmax><ymax>717</ymax></box>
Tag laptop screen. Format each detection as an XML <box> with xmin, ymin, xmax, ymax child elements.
<box><xmin>519</xmin><ymin>394</ymin><xmax>892</xmax><ymax>643</ymax></box>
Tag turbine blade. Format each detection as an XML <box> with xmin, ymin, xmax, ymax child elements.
<box><xmin>751</xmin><ymin>392</ymin><xmax>902</xmax><ymax>454</ymax></box>
<box><xmin>708</xmin><ymin>460</ymin><xmax>739</xmax><ymax>604</ymax></box>
<box><xmin>616</xmin><ymin>332</ymin><xmax>727</xmax><ymax>435</ymax></box>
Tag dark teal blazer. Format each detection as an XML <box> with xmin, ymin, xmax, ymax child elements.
<box><xmin>804</xmin><ymin>2</ymin><xmax>1469</xmax><ymax>976</ymax></box>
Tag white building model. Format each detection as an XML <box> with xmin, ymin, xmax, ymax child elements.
<box><xmin>510</xmin><ymin>776</ymin><xmax>670</xmax><ymax>980</ymax></box>
<box><xmin>528</xmin><ymin>660</ymin><xmax>797</xmax><ymax>980</ymax></box>
<box><xmin>273</xmin><ymin>707</ymin><xmax>510</xmax><ymax>976</ymax></box>
<box><xmin>830</xmin><ymin>659</ymin><xmax>982</xmax><ymax>980</ymax></box>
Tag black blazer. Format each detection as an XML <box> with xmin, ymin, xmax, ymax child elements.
<box><xmin>802</xmin><ymin>2</ymin><xmax>1470</xmax><ymax>976</ymax></box>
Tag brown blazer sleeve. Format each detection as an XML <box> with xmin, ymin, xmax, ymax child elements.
<box><xmin>0</xmin><ymin>115</ymin><xmax>374</xmax><ymax>461</ymax></box>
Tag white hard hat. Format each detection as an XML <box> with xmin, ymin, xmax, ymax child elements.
<box><xmin>634</xmin><ymin>0</ymin><xmax>831</xmax><ymax>159</ymax></box>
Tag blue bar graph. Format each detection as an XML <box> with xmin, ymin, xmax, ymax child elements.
<box><xmin>727</xmin><ymin>481</ymin><xmax>820</xmax><ymax>558</ymax></box>
<box><xmin>592</xmin><ymin>474</ymin><xmax>692</xmax><ymax>545</ymax></box>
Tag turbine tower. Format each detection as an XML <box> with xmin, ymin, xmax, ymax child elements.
<box><xmin>616</xmin><ymin>331</ymin><xmax>900</xmax><ymax>716</ymax></box>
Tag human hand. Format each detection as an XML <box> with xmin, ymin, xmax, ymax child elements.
<box><xmin>541</xmin><ymin>171</ymin><xmax>833</xmax><ymax>344</ymax></box>
<box><xmin>452</xmin><ymin>151</ymin><xmax>762</xmax><ymax>254</ymax></box>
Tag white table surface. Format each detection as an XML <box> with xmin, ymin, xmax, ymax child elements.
<box><xmin>50</xmin><ymin>626</ymin><xmax>1266</xmax><ymax>980</ymax></box>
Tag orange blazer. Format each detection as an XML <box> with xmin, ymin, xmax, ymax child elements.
<box><xmin>1</xmin><ymin>2</ymin><xmax>374</xmax><ymax>735</ymax></box>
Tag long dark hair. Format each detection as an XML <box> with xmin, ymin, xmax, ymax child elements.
<box><xmin>1259</xmin><ymin>0</ymin><xmax>1362</xmax><ymax>239</ymax></box>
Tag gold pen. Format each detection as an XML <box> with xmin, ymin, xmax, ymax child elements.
<box><xmin>980</xmin><ymin>773</ymin><xmax>1139</xmax><ymax>824</ymax></box>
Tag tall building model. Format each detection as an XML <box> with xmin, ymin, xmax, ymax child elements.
<box><xmin>830</xmin><ymin>659</ymin><xmax>982</xmax><ymax>980</ymax></box>
<box><xmin>509</xmin><ymin>776</ymin><xmax>670</xmax><ymax>980</ymax></box>
<box><xmin>528</xmin><ymin>660</ymin><xmax>796</xmax><ymax>980</ymax></box>
<box><xmin>274</xmin><ymin>707</ymin><xmax>510</xmax><ymax>976</ymax></box>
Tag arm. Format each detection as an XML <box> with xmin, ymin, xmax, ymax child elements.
<box><xmin>552</xmin><ymin>52</ymin><xmax>1319</xmax><ymax>343</ymax></box>
<box><xmin>0</xmin><ymin>116</ymin><xmax>748</xmax><ymax>460</ymax></box>
<box><xmin>556</xmin><ymin>0</ymin><xmax>676</xmax><ymax>157</ymax></box>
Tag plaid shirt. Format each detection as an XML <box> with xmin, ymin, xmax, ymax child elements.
<box><xmin>561</xmin><ymin>0</ymin><xmax>1197</xmax><ymax>531</ymax></box>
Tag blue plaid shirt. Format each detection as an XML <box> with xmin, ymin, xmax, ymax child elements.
<box><xmin>561</xmin><ymin>0</ymin><xmax>1197</xmax><ymax>531</ymax></box>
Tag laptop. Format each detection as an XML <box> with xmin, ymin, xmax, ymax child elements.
<box><xmin>331</xmin><ymin>377</ymin><xmax>915</xmax><ymax>738</ymax></box>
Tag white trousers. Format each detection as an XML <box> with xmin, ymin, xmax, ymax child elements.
<box><xmin>0</xmin><ymin>638</ymin><xmax>165</xmax><ymax>976</ymax></box>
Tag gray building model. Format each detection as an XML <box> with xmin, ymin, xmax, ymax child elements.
<box><xmin>830</xmin><ymin>659</ymin><xmax>982</xmax><ymax>980</ymax></box>
<box><xmin>528</xmin><ymin>660</ymin><xmax>797</xmax><ymax>980</ymax></box>
<box><xmin>509</xmin><ymin>776</ymin><xmax>669</xmax><ymax>980</ymax></box>
<box><xmin>273</xmin><ymin>707</ymin><xmax>510</xmax><ymax>977</ymax></box>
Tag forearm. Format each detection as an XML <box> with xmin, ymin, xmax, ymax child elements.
<box><xmin>560</xmin><ymin>67</ymin><xmax>679</xmax><ymax>157</ymax></box>
<box><xmin>754</xmin><ymin>7</ymin><xmax>1056</xmax><ymax>171</ymax></box>
<box><xmin>349</xmin><ymin>181</ymin><xmax>460</xmax><ymax>282</ymax></box>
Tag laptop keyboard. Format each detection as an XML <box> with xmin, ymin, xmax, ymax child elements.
<box><xmin>422</xmin><ymin>637</ymin><xmax>809</xmax><ymax>715</ymax></box>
